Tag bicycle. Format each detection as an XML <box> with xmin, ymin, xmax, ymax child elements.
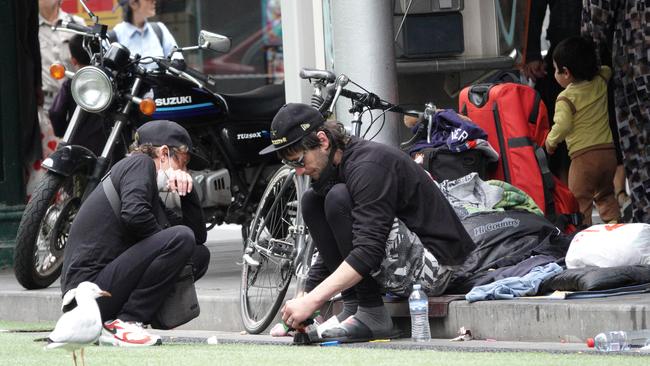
<box><xmin>239</xmin><ymin>68</ymin><xmax>421</xmax><ymax>334</ymax></box>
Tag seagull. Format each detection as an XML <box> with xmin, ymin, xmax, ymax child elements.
<box><xmin>43</xmin><ymin>282</ymin><xmax>111</xmax><ymax>366</ymax></box>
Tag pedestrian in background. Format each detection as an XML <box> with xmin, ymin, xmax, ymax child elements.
<box><xmin>112</xmin><ymin>0</ymin><xmax>182</xmax><ymax>66</ymax></box>
<box><xmin>581</xmin><ymin>0</ymin><xmax>647</xmax><ymax>221</ymax></box>
<box><xmin>49</xmin><ymin>34</ymin><xmax>105</xmax><ymax>157</ymax></box>
<box><xmin>27</xmin><ymin>0</ymin><xmax>85</xmax><ymax>198</ymax></box>
<box><xmin>521</xmin><ymin>0</ymin><xmax>582</xmax><ymax>184</ymax></box>
<box><xmin>38</xmin><ymin>0</ymin><xmax>85</xmax><ymax>110</ymax></box>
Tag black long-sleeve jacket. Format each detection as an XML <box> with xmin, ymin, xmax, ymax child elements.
<box><xmin>305</xmin><ymin>137</ymin><xmax>474</xmax><ymax>290</ymax></box>
<box><xmin>61</xmin><ymin>153</ymin><xmax>206</xmax><ymax>294</ymax></box>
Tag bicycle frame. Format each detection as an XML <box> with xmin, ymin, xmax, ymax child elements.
<box><xmin>287</xmin><ymin>174</ymin><xmax>312</xmax><ymax>295</ymax></box>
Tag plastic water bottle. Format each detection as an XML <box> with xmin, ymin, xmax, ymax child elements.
<box><xmin>587</xmin><ymin>329</ymin><xmax>650</xmax><ymax>352</ymax></box>
<box><xmin>408</xmin><ymin>283</ymin><xmax>431</xmax><ymax>342</ymax></box>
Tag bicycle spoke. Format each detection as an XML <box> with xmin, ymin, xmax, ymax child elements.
<box><xmin>240</xmin><ymin>167</ymin><xmax>299</xmax><ymax>333</ymax></box>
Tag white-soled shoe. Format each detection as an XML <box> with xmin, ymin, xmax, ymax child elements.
<box><xmin>98</xmin><ymin>319</ymin><xmax>162</xmax><ymax>347</ymax></box>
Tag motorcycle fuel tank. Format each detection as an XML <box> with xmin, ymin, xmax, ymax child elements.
<box><xmin>141</xmin><ymin>73</ymin><xmax>228</xmax><ymax>126</ymax></box>
<box><xmin>219</xmin><ymin>121</ymin><xmax>272</xmax><ymax>165</ymax></box>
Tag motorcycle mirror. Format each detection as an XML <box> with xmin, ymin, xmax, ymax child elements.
<box><xmin>198</xmin><ymin>31</ymin><xmax>231</xmax><ymax>53</ymax></box>
<box><xmin>78</xmin><ymin>0</ymin><xmax>99</xmax><ymax>24</ymax></box>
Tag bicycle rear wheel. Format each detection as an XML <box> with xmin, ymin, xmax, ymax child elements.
<box><xmin>240</xmin><ymin>166</ymin><xmax>299</xmax><ymax>334</ymax></box>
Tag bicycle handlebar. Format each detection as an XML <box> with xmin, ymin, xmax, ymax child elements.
<box><xmin>326</xmin><ymin>85</ymin><xmax>418</xmax><ymax>116</ymax></box>
<box><xmin>299</xmin><ymin>68</ymin><xmax>336</xmax><ymax>84</ymax></box>
<box><xmin>301</xmin><ymin>68</ymin><xmax>419</xmax><ymax>117</ymax></box>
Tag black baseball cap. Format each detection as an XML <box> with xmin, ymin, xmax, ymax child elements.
<box><xmin>259</xmin><ymin>103</ymin><xmax>325</xmax><ymax>155</ymax></box>
<box><xmin>135</xmin><ymin>120</ymin><xmax>208</xmax><ymax>170</ymax></box>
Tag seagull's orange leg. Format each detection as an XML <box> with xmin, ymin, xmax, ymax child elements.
<box><xmin>72</xmin><ymin>350</ymin><xmax>78</xmax><ymax>366</ymax></box>
<box><xmin>81</xmin><ymin>347</ymin><xmax>86</xmax><ymax>366</ymax></box>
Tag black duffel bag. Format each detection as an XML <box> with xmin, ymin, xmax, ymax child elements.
<box><xmin>414</xmin><ymin>146</ymin><xmax>487</xmax><ymax>182</ymax></box>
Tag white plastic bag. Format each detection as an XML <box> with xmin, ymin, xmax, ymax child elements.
<box><xmin>565</xmin><ymin>224</ymin><xmax>650</xmax><ymax>268</ymax></box>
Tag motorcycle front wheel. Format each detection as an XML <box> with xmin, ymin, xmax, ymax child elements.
<box><xmin>240</xmin><ymin>166</ymin><xmax>299</xmax><ymax>334</ymax></box>
<box><xmin>14</xmin><ymin>173</ymin><xmax>81</xmax><ymax>289</ymax></box>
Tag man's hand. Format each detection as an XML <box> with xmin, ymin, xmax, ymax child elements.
<box><xmin>521</xmin><ymin>60</ymin><xmax>546</xmax><ymax>82</ymax></box>
<box><xmin>282</xmin><ymin>261</ymin><xmax>362</xmax><ymax>329</ymax></box>
<box><xmin>164</xmin><ymin>168</ymin><xmax>193</xmax><ymax>196</ymax></box>
<box><xmin>545</xmin><ymin>140</ymin><xmax>556</xmax><ymax>155</ymax></box>
<box><xmin>281</xmin><ymin>294</ymin><xmax>321</xmax><ymax>330</ymax></box>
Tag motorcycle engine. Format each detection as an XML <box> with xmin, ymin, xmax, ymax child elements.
<box><xmin>192</xmin><ymin>169</ymin><xmax>232</xmax><ymax>208</ymax></box>
<box><xmin>160</xmin><ymin>169</ymin><xmax>232</xmax><ymax>211</ymax></box>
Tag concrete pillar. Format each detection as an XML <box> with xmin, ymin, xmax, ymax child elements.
<box><xmin>280</xmin><ymin>0</ymin><xmax>326</xmax><ymax>103</ymax></box>
<box><xmin>329</xmin><ymin>0</ymin><xmax>401</xmax><ymax>146</ymax></box>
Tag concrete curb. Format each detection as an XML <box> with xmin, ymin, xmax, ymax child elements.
<box><xmin>3</xmin><ymin>286</ymin><xmax>650</xmax><ymax>343</ymax></box>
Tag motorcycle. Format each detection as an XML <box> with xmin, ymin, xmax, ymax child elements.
<box><xmin>14</xmin><ymin>0</ymin><xmax>285</xmax><ymax>289</ymax></box>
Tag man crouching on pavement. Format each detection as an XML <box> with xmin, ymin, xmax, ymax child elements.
<box><xmin>61</xmin><ymin>120</ymin><xmax>210</xmax><ymax>346</ymax></box>
<box><xmin>259</xmin><ymin>103</ymin><xmax>475</xmax><ymax>342</ymax></box>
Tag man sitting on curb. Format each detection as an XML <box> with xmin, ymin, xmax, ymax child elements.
<box><xmin>259</xmin><ymin>103</ymin><xmax>475</xmax><ymax>342</ymax></box>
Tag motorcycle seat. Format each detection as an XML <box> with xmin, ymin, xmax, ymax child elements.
<box><xmin>221</xmin><ymin>83</ymin><xmax>286</xmax><ymax>121</ymax></box>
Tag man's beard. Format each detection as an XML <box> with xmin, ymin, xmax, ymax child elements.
<box><xmin>311</xmin><ymin>146</ymin><xmax>339</xmax><ymax>197</ymax></box>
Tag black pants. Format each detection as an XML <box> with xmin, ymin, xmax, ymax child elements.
<box><xmin>94</xmin><ymin>225</ymin><xmax>210</xmax><ymax>323</ymax></box>
<box><xmin>302</xmin><ymin>184</ymin><xmax>383</xmax><ymax>307</ymax></box>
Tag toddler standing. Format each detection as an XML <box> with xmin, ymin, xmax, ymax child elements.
<box><xmin>545</xmin><ymin>36</ymin><xmax>620</xmax><ymax>226</ymax></box>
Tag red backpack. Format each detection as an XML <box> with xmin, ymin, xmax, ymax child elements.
<box><xmin>459</xmin><ymin>82</ymin><xmax>581</xmax><ymax>233</ymax></box>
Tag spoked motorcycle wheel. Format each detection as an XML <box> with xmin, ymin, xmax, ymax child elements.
<box><xmin>14</xmin><ymin>173</ymin><xmax>81</xmax><ymax>289</ymax></box>
<box><xmin>240</xmin><ymin>166</ymin><xmax>299</xmax><ymax>334</ymax></box>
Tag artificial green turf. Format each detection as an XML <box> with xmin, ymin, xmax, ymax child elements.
<box><xmin>0</xmin><ymin>320</ymin><xmax>55</xmax><ymax>332</ymax></box>
<box><xmin>1</xmin><ymin>322</ymin><xmax>648</xmax><ymax>366</ymax></box>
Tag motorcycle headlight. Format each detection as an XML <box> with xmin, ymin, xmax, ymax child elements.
<box><xmin>71</xmin><ymin>66</ymin><xmax>113</xmax><ymax>112</ymax></box>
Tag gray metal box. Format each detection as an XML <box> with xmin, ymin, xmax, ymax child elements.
<box><xmin>396</xmin><ymin>0</ymin><xmax>464</xmax><ymax>14</ymax></box>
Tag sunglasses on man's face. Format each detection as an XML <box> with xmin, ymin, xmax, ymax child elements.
<box><xmin>282</xmin><ymin>153</ymin><xmax>305</xmax><ymax>168</ymax></box>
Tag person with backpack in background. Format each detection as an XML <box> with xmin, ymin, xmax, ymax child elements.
<box><xmin>545</xmin><ymin>36</ymin><xmax>620</xmax><ymax>226</ymax></box>
<box><xmin>49</xmin><ymin>34</ymin><xmax>106</xmax><ymax>157</ymax></box>
<box><xmin>112</xmin><ymin>0</ymin><xmax>182</xmax><ymax>67</ymax></box>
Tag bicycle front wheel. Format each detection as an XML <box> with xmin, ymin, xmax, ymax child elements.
<box><xmin>240</xmin><ymin>166</ymin><xmax>299</xmax><ymax>334</ymax></box>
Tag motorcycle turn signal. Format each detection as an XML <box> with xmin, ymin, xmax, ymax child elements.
<box><xmin>139</xmin><ymin>98</ymin><xmax>156</xmax><ymax>116</ymax></box>
<box><xmin>50</xmin><ymin>63</ymin><xmax>66</xmax><ymax>80</ymax></box>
